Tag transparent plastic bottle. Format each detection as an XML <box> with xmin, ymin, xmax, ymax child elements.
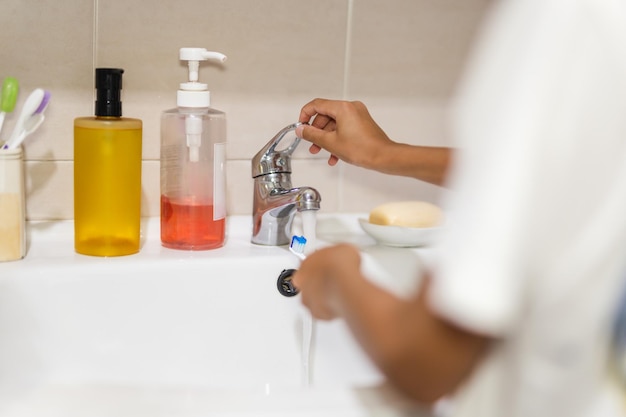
<box><xmin>74</xmin><ymin>68</ymin><xmax>142</xmax><ymax>256</ymax></box>
<box><xmin>160</xmin><ymin>48</ymin><xmax>227</xmax><ymax>250</ymax></box>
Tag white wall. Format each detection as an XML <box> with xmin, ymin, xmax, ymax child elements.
<box><xmin>0</xmin><ymin>0</ymin><xmax>490</xmax><ymax>220</ymax></box>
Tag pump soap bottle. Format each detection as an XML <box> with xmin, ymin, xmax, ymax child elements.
<box><xmin>161</xmin><ymin>48</ymin><xmax>227</xmax><ymax>250</ymax></box>
<box><xmin>74</xmin><ymin>68</ymin><xmax>142</xmax><ymax>256</ymax></box>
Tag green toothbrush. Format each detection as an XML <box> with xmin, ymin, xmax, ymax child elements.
<box><xmin>0</xmin><ymin>77</ymin><xmax>19</xmax><ymax>138</ymax></box>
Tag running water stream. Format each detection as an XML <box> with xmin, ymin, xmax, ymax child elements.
<box><xmin>300</xmin><ymin>210</ymin><xmax>317</xmax><ymax>387</ymax></box>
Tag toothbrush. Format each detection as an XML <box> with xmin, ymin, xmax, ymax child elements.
<box><xmin>2</xmin><ymin>88</ymin><xmax>50</xmax><ymax>150</ymax></box>
<box><xmin>0</xmin><ymin>77</ymin><xmax>19</xmax><ymax>137</ymax></box>
<box><xmin>289</xmin><ymin>235</ymin><xmax>307</xmax><ymax>260</ymax></box>
<box><xmin>289</xmin><ymin>234</ymin><xmax>395</xmax><ymax>299</ymax></box>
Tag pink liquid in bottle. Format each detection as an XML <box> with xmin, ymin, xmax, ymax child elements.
<box><xmin>160</xmin><ymin>195</ymin><xmax>225</xmax><ymax>250</ymax></box>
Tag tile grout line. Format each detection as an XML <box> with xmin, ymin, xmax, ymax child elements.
<box><xmin>338</xmin><ymin>0</ymin><xmax>355</xmax><ymax>212</ymax></box>
<box><xmin>342</xmin><ymin>0</ymin><xmax>354</xmax><ymax>101</ymax></box>
<box><xmin>92</xmin><ymin>0</ymin><xmax>99</xmax><ymax>89</ymax></box>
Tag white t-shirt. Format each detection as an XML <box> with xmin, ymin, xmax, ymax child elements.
<box><xmin>430</xmin><ymin>0</ymin><xmax>626</xmax><ymax>416</ymax></box>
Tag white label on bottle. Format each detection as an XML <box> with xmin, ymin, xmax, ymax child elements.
<box><xmin>213</xmin><ymin>143</ymin><xmax>226</xmax><ymax>220</ymax></box>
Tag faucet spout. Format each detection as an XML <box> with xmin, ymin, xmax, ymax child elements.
<box><xmin>252</xmin><ymin>176</ymin><xmax>320</xmax><ymax>245</ymax></box>
<box><xmin>251</xmin><ymin>123</ymin><xmax>322</xmax><ymax>246</ymax></box>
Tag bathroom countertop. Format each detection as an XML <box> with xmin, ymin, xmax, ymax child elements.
<box><xmin>1</xmin><ymin>213</ymin><xmax>438</xmax><ymax>270</ymax></box>
<box><xmin>19</xmin><ymin>215</ymin><xmax>290</xmax><ymax>264</ymax></box>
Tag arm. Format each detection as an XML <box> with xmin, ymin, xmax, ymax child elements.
<box><xmin>292</xmin><ymin>244</ymin><xmax>490</xmax><ymax>404</ymax></box>
<box><xmin>296</xmin><ymin>98</ymin><xmax>452</xmax><ymax>186</ymax></box>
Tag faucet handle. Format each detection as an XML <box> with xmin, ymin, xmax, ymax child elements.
<box><xmin>252</xmin><ymin>122</ymin><xmax>305</xmax><ymax>178</ymax></box>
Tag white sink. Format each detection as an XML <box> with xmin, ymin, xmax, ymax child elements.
<box><xmin>0</xmin><ymin>214</ymin><xmax>434</xmax><ymax>417</ymax></box>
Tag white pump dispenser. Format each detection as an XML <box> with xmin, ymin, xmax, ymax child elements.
<box><xmin>178</xmin><ymin>48</ymin><xmax>227</xmax><ymax>108</ymax></box>
<box><xmin>177</xmin><ymin>48</ymin><xmax>227</xmax><ymax>161</ymax></box>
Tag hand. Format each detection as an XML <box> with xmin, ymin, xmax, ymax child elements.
<box><xmin>292</xmin><ymin>243</ymin><xmax>362</xmax><ymax>320</ymax></box>
<box><xmin>296</xmin><ymin>98</ymin><xmax>395</xmax><ymax>170</ymax></box>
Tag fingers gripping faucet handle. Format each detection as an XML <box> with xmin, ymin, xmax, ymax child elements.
<box><xmin>251</xmin><ymin>122</ymin><xmax>306</xmax><ymax>178</ymax></box>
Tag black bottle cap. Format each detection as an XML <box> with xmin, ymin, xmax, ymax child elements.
<box><xmin>95</xmin><ymin>68</ymin><xmax>124</xmax><ymax>117</ymax></box>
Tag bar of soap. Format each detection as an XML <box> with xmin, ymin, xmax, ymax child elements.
<box><xmin>369</xmin><ymin>201</ymin><xmax>443</xmax><ymax>228</ymax></box>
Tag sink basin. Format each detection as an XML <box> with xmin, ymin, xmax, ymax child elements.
<box><xmin>0</xmin><ymin>214</ymin><xmax>433</xmax><ymax>416</ymax></box>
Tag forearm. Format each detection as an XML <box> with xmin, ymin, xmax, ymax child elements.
<box><xmin>334</xmin><ymin>272</ymin><xmax>488</xmax><ymax>404</ymax></box>
<box><xmin>372</xmin><ymin>143</ymin><xmax>452</xmax><ymax>187</ymax></box>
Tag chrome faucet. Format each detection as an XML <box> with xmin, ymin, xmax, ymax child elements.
<box><xmin>251</xmin><ymin>122</ymin><xmax>321</xmax><ymax>245</ymax></box>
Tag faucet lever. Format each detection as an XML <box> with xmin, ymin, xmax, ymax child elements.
<box><xmin>252</xmin><ymin>122</ymin><xmax>304</xmax><ymax>178</ymax></box>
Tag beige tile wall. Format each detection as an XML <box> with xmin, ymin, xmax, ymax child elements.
<box><xmin>0</xmin><ymin>0</ymin><xmax>490</xmax><ymax>220</ymax></box>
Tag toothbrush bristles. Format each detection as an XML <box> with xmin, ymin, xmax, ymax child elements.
<box><xmin>290</xmin><ymin>235</ymin><xmax>307</xmax><ymax>254</ymax></box>
<box><xmin>35</xmin><ymin>90</ymin><xmax>51</xmax><ymax>114</ymax></box>
<box><xmin>289</xmin><ymin>235</ymin><xmax>307</xmax><ymax>260</ymax></box>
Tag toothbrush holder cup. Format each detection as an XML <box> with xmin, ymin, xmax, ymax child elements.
<box><xmin>0</xmin><ymin>146</ymin><xmax>26</xmax><ymax>261</ymax></box>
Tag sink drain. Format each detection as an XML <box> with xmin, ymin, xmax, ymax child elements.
<box><xmin>277</xmin><ymin>268</ymin><xmax>299</xmax><ymax>297</ymax></box>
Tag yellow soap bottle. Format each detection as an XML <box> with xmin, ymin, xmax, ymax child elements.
<box><xmin>74</xmin><ymin>68</ymin><xmax>142</xmax><ymax>256</ymax></box>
